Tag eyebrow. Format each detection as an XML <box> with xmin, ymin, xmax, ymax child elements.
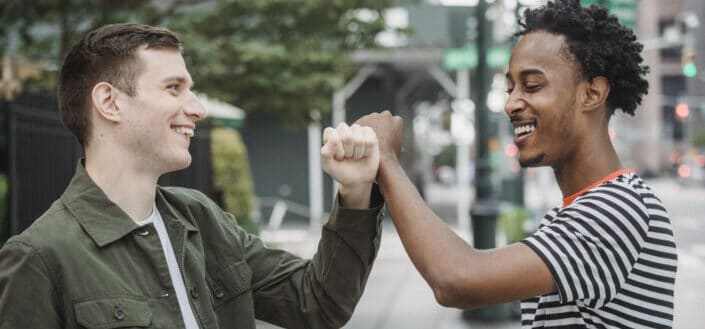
<box><xmin>505</xmin><ymin>68</ymin><xmax>545</xmax><ymax>80</ymax></box>
<box><xmin>162</xmin><ymin>76</ymin><xmax>194</xmax><ymax>88</ymax></box>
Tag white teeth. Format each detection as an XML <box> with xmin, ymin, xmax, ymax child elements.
<box><xmin>172</xmin><ymin>127</ymin><xmax>194</xmax><ymax>137</ymax></box>
<box><xmin>514</xmin><ymin>124</ymin><xmax>536</xmax><ymax>136</ymax></box>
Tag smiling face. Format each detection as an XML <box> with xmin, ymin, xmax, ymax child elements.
<box><xmin>115</xmin><ymin>47</ymin><xmax>206</xmax><ymax>174</ymax></box>
<box><xmin>505</xmin><ymin>31</ymin><xmax>586</xmax><ymax>168</ymax></box>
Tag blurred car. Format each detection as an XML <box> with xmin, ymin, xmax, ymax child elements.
<box><xmin>676</xmin><ymin>151</ymin><xmax>705</xmax><ymax>187</ymax></box>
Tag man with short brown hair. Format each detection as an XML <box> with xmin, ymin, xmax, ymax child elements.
<box><xmin>0</xmin><ymin>23</ymin><xmax>384</xmax><ymax>329</ymax></box>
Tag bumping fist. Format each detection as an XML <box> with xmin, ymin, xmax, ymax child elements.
<box><xmin>355</xmin><ymin>111</ymin><xmax>404</xmax><ymax>163</ymax></box>
<box><xmin>321</xmin><ymin>123</ymin><xmax>380</xmax><ymax>189</ymax></box>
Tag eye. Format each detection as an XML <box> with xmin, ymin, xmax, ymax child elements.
<box><xmin>167</xmin><ymin>84</ymin><xmax>179</xmax><ymax>91</ymax></box>
<box><xmin>524</xmin><ymin>84</ymin><xmax>541</xmax><ymax>92</ymax></box>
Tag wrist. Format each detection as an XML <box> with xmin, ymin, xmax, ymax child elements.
<box><xmin>338</xmin><ymin>182</ymin><xmax>373</xmax><ymax>209</ymax></box>
<box><xmin>377</xmin><ymin>157</ymin><xmax>402</xmax><ymax>198</ymax></box>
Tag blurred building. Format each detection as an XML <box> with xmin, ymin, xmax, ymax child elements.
<box><xmin>615</xmin><ymin>0</ymin><xmax>704</xmax><ymax>175</ymax></box>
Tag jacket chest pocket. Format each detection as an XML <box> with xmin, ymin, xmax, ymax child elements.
<box><xmin>74</xmin><ymin>296</ymin><xmax>152</xmax><ymax>329</ymax></box>
<box><xmin>207</xmin><ymin>260</ymin><xmax>252</xmax><ymax>309</ymax></box>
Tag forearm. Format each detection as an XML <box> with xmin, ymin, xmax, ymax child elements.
<box><xmin>252</xmin><ymin>189</ymin><xmax>383</xmax><ymax>328</ymax></box>
<box><xmin>305</xmin><ymin>193</ymin><xmax>384</xmax><ymax>327</ymax></box>
<box><xmin>378</xmin><ymin>159</ymin><xmax>483</xmax><ymax>303</ymax></box>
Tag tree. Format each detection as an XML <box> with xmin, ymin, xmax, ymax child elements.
<box><xmin>171</xmin><ymin>0</ymin><xmax>396</xmax><ymax>126</ymax></box>
<box><xmin>1</xmin><ymin>0</ymin><xmax>403</xmax><ymax>126</ymax></box>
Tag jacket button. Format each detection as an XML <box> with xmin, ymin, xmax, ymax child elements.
<box><xmin>114</xmin><ymin>308</ymin><xmax>125</xmax><ymax>320</ymax></box>
<box><xmin>214</xmin><ymin>288</ymin><xmax>225</xmax><ymax>299</ymax></box>
<box><xmin>191</xmin><ymin>287</ymin><xmax>198</xmax><ymax>299</ymax></box>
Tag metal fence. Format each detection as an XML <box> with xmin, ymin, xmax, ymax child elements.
<box><xmin>5</xmin><ymin>92</ymin><xmax>214</xmax><ymax>235</ymax></box>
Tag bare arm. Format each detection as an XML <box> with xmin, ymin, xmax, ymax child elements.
<box><xmin>358</xmin><ymin>111</ymin><xmax>556</xmax><ymax>309</ymax></box>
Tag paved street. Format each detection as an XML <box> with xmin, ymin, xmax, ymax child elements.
<box><xmin>650</xmin><ymin>178</ymin><xmax>705</xmax><ymax>329</ymax></box>
<box><xmin>257</xmin><ymin>176</ymin><xmax>704</xmax><ymax>329</ymax></box>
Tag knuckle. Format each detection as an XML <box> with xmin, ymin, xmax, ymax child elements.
<box><xmin>341</xmin><ymin>135</ymin><xmax>354</xmax><ymax>145</ymax></box>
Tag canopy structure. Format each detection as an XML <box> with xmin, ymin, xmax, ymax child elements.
<box><xmin>198</xmin><ymin>93</ymin><xmax>246</xmax><ymax>129</ymax></box>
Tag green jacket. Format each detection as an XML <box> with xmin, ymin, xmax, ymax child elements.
<box><xmin>0</xmin><ymin>163</ymin><xmax>384</xmax><ymax>329</ymax></box>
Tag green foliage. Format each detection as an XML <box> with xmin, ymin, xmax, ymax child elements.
<box><xmin>498</xmin><ymin>206</ymin><xmax>531</xmax><ymax>243</ymax></box>
<box><xmin>2</xmin><ymin>0</ymin><xmax>405</xmax><ymax>127</ymax></box>
<box><xmin>434</xmin><ymin>144</ymin><xmax>456</xmax><ymax>168</ymax></box>
<box><xmin>1</xmin><ymin>0</ymin><xmax>167</xmax><ymax>63</ymax></box>
<box><xmin>211</xmin><ymin>127</ymin><xmax>258</xmax><ymax>234</ymax></box>
<box><xmin>171</xmin><ymin>0</ymin><xmax>396</xmax><ymax>126</ymax></box>
<box><xmin>693</xmin><ymin>127</ymin><xmax>705</xmax><ymax>149</ymax></box>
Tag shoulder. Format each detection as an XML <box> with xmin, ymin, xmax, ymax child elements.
<box><xmin>569</xmin><ymin>173</ymin><xmax>651</xmax><ymax>221</ymax></box>
<box><xmin>554</xmin><ymin>173</ymin><xmax>653</xmax><ymax>245</ymax></box>
<box><xmin>0</xmin><ymin>204</ymin><xmax>72</xmax><ymax>280</ymax></box>
<box><xmin>8</xmin><ymin>199</ymin><xmax>83</xmax><ymax>254</ymax></box>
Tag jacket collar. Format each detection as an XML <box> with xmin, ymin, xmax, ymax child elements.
<box><xmin>61</xmin><ymin>160</ymin><xmax>198</xmax><ymax>247</ymax></box>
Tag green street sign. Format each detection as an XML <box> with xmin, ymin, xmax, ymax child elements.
<box><xmin>444</xmin><ymin>45</ymin><xmax>478</xmax><ymax>70</ymax></box>
<box><xmin>581</xmin><ymin>0</ymin><xmax>637</xmax><ymax>30</ymax></box>
<box><xmin>488</xmin><ymin>46</ymin><xmax>511</xmax><ymax>68</ymax></box>
<box><xmin>443</xmin><ymin>44</ymin><xmax>511</xmax><ymax>70</ymax></box>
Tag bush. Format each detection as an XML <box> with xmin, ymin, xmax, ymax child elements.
<box><xmin>693</xmin><ymin>128</ymin><xmax>705</xmax><ymax>149</ymax></box>
<box><xmin>498</xmin><ymin>206</ymin><xmax>531</xmax><ymax>243</ymax></box>
<box><xmin>211</xmin><ymin>127</ymin><xmax>259</xmax><ymax>234</ymax></box>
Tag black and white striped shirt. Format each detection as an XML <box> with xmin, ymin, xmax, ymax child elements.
<box><xmin>521</xmin><ymin>173</ymin><xmax>677</xmax><ymax>328</ymax></box>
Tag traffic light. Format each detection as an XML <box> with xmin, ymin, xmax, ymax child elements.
<box><xmin>673</xmin><ymin>103</ymin><xmax>688</xmax><ymax>141</ymax></box>
<box><xmin>682</xmin><ymin>46</ymin><xmax>697</xmax><ymax>78</ymax></box>
<box><xmin>675</xmin><ymin>103</ymin><xmax>689</xmax><ymax>120</ymax></box>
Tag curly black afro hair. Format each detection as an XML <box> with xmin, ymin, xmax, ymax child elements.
<box><xmin>516</xmin><ymin>0</ymin><xmax>649</xmax><ymax>116</ymax></box>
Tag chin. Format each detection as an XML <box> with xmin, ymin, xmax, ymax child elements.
<box><xmin>165</xmin><ymin>154</ymin><xmax>192</xmax><ymax>173</ymax></box>
<box><xmin>518</xmin><ymin>153</ymin><xmax>545</xmax><ymax>168</ymax></box>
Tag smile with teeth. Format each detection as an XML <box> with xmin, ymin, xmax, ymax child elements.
<box><xmin>514</xmin><ymin>124</ymin><xmax>536</xmax><ymax>136</ymax></box>
<box><xmin>172</xmin><ymin>126</ymin><xmax>194</xmax><ymax>138</ymax></box>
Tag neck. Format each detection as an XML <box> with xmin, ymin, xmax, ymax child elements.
<box><xmin>552</xmin><ymin>124</ymin><xmax>622</xmax><ymax>198</ymax></box>
<box><xmin>85</xmin><ymin>146</ymin><xmax>159</xmax><ymax>222</ymax></box>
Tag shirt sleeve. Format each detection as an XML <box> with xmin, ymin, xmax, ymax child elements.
<box><xmin>0</xmin><ymin>240</ymin><xmax>63</xmax><ymax>328</ymax></box>
<box><xmin>231</xmin><ymin>184</ymin><xmax>384</xmax><ymax>329</ymax></box>
<box><xmin>521</xmin><ymin>184</ymin><xmax>649</xmax><ymax>308</ymax></box>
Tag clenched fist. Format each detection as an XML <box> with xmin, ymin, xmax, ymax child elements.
<box><xmin>321</xmin><ymin>123</ymin><xmax>379</xmax><ymax>208</ymax></box>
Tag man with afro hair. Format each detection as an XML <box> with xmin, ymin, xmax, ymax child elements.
<box><xmin>356</xmin><ymin>0</ymin><xmax>677</xmax><ymax>328</ymax></box>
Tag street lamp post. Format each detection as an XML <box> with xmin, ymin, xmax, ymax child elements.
<box><xmin>464</xmin><ymin>0</ymin><xmax>505</xmax><ymax>321</ymax></box>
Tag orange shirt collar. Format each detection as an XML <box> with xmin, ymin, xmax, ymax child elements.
<box><xmin>562</xmin><ymin>169</ymin><xmax>635</xmax><ymax>207</ymax></box>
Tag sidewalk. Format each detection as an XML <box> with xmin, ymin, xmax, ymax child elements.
<box><xmin>257</xmin><ymin>219</ymin><xmax>519</xmax><ymax>329</ymax></box>
<box><xmin>339</xmin><ymin>225</ymin><xmax>519</xmax><ymax>329</ymax></box>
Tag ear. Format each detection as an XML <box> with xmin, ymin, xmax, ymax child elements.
<box><xmin>90</xmin><ymin>82</ymin><xmax>122</xmax><ymax>123</ymax></box>
<box><xmin>581</xmin><ymin>76</ymin><xmax>610</xmax><ymax>113</ymax></box>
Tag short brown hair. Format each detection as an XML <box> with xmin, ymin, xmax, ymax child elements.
<box><xmin>58</xmin><ymin>23</ymin><xmax>182</xmax><ymax>147</ymax></box>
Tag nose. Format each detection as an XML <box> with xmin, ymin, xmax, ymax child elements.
<box><xmin>184</xmin><ymin>91</ymin><xmax>207</xmax><ymax>122</ymax></box>
<box><xmin>504</xmin><ymin>89</ymin><xmax>524</xmax><ymax>117</ymax></box>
